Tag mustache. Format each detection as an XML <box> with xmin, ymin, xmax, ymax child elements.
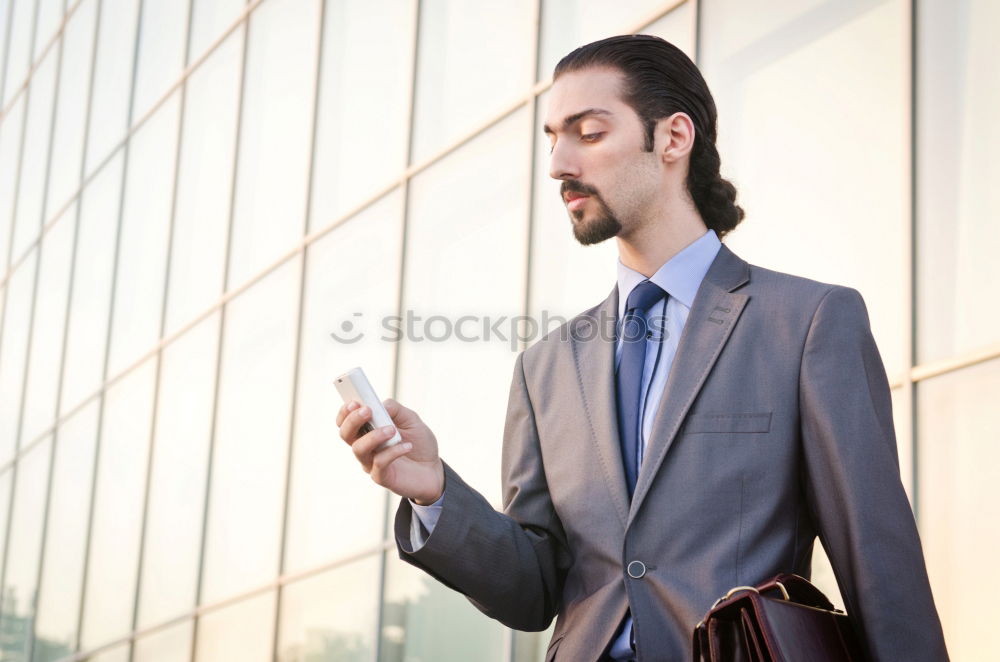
<box><xmin>560</xmin><ymin>180</ymin><xmax>600</xmax><ymax>198</ymax></box>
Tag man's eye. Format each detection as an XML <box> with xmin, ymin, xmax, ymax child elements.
<box><xmin>547</xmin><ymin>132</ymin><xmax>603</xmax><ymax>153</ymax></box>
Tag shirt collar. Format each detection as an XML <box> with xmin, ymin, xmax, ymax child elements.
<box><xmin>616</xmin><ymin>228</ymin><xmax>722</xmax><ymax>319</ymax></box>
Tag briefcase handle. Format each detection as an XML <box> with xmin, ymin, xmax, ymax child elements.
<box><xmin>693</xmin><ymin>573</ymin><xmax>858</xmax><ymax>662</ymax></box>
<box><xmin>696</xmin><ymin>573</ymin><xmax>841</xmax><ymax>636</ymax></box>
<box><xmin>709</xmin><ymin>580</ymin><xmax>790</xmax><ymax>610</ymax></box>
<box><xmin>761</xmin><ymin>572</ymin><xmax>837</xmax><ymax>611</ymax></box>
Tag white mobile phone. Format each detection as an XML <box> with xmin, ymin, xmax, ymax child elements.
<box><xmin>335</xmin><ymin>367</ymin><xmax>402</xmax><ymax>450</ymax></box>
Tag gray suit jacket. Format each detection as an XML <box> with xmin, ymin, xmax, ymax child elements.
<box><xmin>395</xmin><ymin>243</ymin><xmax>948</xmax><ymax>661</ymax></box>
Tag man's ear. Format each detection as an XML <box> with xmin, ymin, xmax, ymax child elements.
<box><xmin>655</xmin><ymin>112</ymin><xmax>696</xmax><ymax>164</ymax></box>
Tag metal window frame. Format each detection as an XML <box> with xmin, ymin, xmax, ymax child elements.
<box><xmin>15</xmin><ymin>0</ymin><xmax>72</xmax><ymax>659</ymax></box>
<box><xmin>0</xmin><ymin>0</ymin><xmax>270</xmax><ymax>296</ymax></box>
<box><xmin>0</xmin><ymin>0</ymin><xmax>43</xmax><ymax>648</ymax></box>
<box><xmin>187</xmin><ymin>1</ymin><xmax>252</xmax><ymax>660</ymax></box>
<box><xmin>74</xmin><ymin>0</ymin><xmax>145</xmax><ymax>655</ymax></box>
<box><xmin>270</xmin><ymin>0</ymin><xmax>328</xmax><ymax>658</ymax></box>
<box><xmin>25</xmin><ymin>0</ymin><xmax>100</xmax><ymax>656</ymax></box>
<box><xmin>126</xmin><ymin>0</ymin><xmax>196</xmax><ymax>659</ymax></box>
<box><xmin>0</xmin><ymin>0</ymin><xmax>86</xmax><ymax>117</ymax></box>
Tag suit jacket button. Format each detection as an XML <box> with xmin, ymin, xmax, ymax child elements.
<box><xmin>627</xmin><ymin>560</ymin><xmax>646</xmax><ymax>579</ymax></box>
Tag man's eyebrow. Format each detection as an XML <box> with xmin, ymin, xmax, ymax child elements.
<box><xmin>542</xmin><ymin>108</ymin><xmax>613</xmax><ymax>135</ymax></box>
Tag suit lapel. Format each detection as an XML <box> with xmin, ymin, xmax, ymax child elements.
<box><xmin>627</xmin><ymin>244</ymin><xmax>751</xmax><ymax>527</ymax></box>
<box><xmin>570</xmin><ymin>284</ymin><xmax>630</xmax><ymax>529</ymax></box>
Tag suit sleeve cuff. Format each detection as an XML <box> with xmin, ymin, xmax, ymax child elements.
<box><xmin>408</xmin><ymin>490</ymin><xmax>445</xmax><ymax>550</ymax></box>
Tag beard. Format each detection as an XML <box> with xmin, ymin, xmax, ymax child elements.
<box><xmin>570</xmin><ymin>192</ymin><xmax>622</xmax><ymax>246</ymax></box>
<box><xmin>561</xmin><ymin>180</ymin><xmax>623</xmax><ymax>246</ymax></box>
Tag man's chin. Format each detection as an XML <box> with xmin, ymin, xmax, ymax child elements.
<box><xmin>571</xmin><ymin>213</ymin><xmax>621</xmax><ymax>246</ymax></box>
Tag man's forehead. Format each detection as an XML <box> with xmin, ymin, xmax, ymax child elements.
<box><xmin>543</xmin><ymin>67</ymin><xmax>626</xmax><ymax>132</ymax></box>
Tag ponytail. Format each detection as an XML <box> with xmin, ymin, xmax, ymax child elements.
<box><xmin>687</xmin><ymin>135</ymin><xmax>744</xmax><ymax>239</ymax></box>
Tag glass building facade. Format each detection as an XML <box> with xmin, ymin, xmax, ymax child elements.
<box><xmin>0</xmin><ymin>0</ymin><xmax>995</xmax><ymax>660</ymax></box>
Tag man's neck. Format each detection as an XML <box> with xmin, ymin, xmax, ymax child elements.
<box><xmin>616</xmin><ymin>208</ymin><xmax>709</xmax><ymax>277</ymax></box>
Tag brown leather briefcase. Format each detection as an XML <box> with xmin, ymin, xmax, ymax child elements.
<box><xmin>692</xmin><ymin>573</ymin><xmax>868</xmax><ymax>662</ymax></box>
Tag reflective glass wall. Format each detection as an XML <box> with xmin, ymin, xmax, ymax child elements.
<box><xmin>0</xmin><ymin>1</ymin><xmax>994</xmax><ymax>660</ymax></box>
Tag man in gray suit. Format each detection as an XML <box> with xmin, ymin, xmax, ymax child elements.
<box><xmin>339</xmin><ymin>35</ymin><xmax>948</xmax><ymax>661</ymax></box>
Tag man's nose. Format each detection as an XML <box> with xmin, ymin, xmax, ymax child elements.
<box><xmin>548</xmin><ymin>142</ymin><xmax>580</xmax><ymax>181</ymax></box>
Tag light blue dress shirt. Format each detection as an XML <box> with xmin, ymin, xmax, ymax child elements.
<box><xmin>409</xmin><ymin>229</ymin><xmax>722</xmax><ymax>660</ymax></box>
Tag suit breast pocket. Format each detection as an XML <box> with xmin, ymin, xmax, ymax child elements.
<box><xmin>682</xmin><ymin>411</ymin><xmax>772</xmax><ymax>434</ymax></box>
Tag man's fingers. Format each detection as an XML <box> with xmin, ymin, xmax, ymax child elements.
<box><xmin>371</xmin><ymin>440</ymin><xmax>413</xmax><ymax>476</ymax></box>
<box><xmin>335</xmin><ymin>399</ymin><xmax>360</xmax><ymax>428</ymax></box>
<box><xmin>351</xmin><ymin>425</ymin><xmax>400</xmax><ymax>470</ymax></box>
<box><xmin>338</xmin><ymin>403</ymin><xmax>370</xmax><ymax>443</ymax></box>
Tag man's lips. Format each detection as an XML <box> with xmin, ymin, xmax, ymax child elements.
<box><xmin>565</xmin><ymin>192</ymin><xmax>590</xmax><ymax>211</ymax></box>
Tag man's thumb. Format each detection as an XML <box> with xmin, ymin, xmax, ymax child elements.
<box><xmin>382</xmin><ymin>398</ymin><xmax>417</xmax><ymax>426</ymax></box>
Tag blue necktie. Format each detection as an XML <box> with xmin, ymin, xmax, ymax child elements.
<box><xmin>615</xmin><ymin>280</ymin><xmax>666</xmax><ymax>499</ymax></box>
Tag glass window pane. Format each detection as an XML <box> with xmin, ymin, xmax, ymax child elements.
<box><xmin>20</xmin><ymin>206</ymin><xmax>75</xmax><ymax>445</ymax></box>
<box><xmin>132</xmin><ymin>0</ymin><xmax>189</xmax><ymax>122</ymax></box>
<box><xmin>45</xmin><ymin>0</ymin><xmax>98</xmax><ymax>219</ymax></box>
<box><xmin>32</xmin><ymin>401</ymin><xmax>101</xmax><ymax>662</ymax></box>
<box><xmin>136</xmin><ymin>313</ymin><xmax>219</xmax><ymax>629</ymax></box>
<box><xmin>642</xmin><ymin>1</ymin><xmax>695</xmax><ymax>56</ymax></box>
<box><xmin>0</xmin><ymin>438</ymin><xmax>53</xmax><ymax>659</ymax></box>
<box><xmin>201</xmin><ymin>258</ymin><xmax>300</xmax><ymax>604</ymax></box>
<box><xmin>0</xmin><ymin>97</ymin><xmax>27</xmax><ymax>273</ymax></box>
<box><xmin>0</xmin><ymin>248</ymin><xmax>38</xmax><ymax>462</ymax></box>
<box><xmin>537</xmin><ymin>0</ymin><xmax>687</xmax><ymax>79</ymax></box>
<box><xmin>284</xmin><ymin>191</ymin><xmax>402</xmax><ymax>574</ymax></box>
<box><xmin>106</xmin><ymin>93</ymin><xmax>179</xmax><ymax>377</ymax></box>
<box><xmin>277</xmin><ymin>556</ymin><xmax>380</xmax><ymax>662</ymax></box>
<box><xmin>918</xmin><ymin>358</ymin><xmax>1000</xmax><ymax>661</ymax></box>
<box><xmin>10</xmin><ymin>48</ymin><xmax>58</xmax><ymax>261</ymax></box>
<box><xmin>307</xmin><ymin>0</ymin><xmax>414</xmax><ymax>232</ymax></box>
<box><xmin>33</xmin><ymin>0</ymin><xmax>65</xmax><ymax>61</ymax></box>
<box><xmin>380</xmin><ymin>551</ymin><xmax>507</xmax><ymax>662</ymax></box>
<box><xmin>194</xmin><ymin>591</ymin><xmax>276</xmax><ymax>662</ymax></box>
<box><xmin>133</xmin><ymin>619</ymin><xmax>194</xmax><ymax>662</ymax></box>
<box><xmin>227</xmin><ymin>0</ymin><xmax>319</xmax><ymax>288</ymax></box>
<box><xmin>700</xmin><ymin>0</ymin><xmax>910</xmax><ymax>380</ymax></box>
<box><xmin>163</xmin><ymin>28</ymin><xmax>243</xmax><ymax>338</ymax></box>
<box><xmin>2</xmin><ymin>0</ymin><xmax>35</xmax><ymax>103</ymax></box>
<box><xmin>511</xmin><ymin>621</ymin><xmax>556</xmax><ymax>662</ymax></box>
<box><xmin>85</xmin><ymin>0</ymin><xmax>140</xmax><ymax>175</ymax></box>
<box><xmin>80</xmin><ymin>360</ymin><xmax>156</xmax><ymax>650</ymax></box>
<box><xmin>398</xmin><ymin>108</ymin><xmax>530</xmax><ymax>505</ymax></box>
<box><xmin>915</xmin><ymin>1</ymin><xmax>1000</xmax><ymax>362</ymax></box>
<box><xmin>0</xmin><ymin>1</ymin><xmax>8</xmax><ymax>92</ymax></box>
<box><xmin>188</xmin><ymin>0</ymin><xmax>245</xmax><ymax>61</ymax></box>
<box><xmin>0</xmin><ymin>469</ymin><xmax>12</xmax><ymax>612</ymax></box>
<box><xmin>81</xmin><ymin>643</ymin><xmax>130</xmax><ymax>662</ymax></box>
<box><xmin>807</xmin><ymin>539</ymin><xmax>844</xmax><ymax>611</ymax></box>
<box><xmin>410</xmin><ymin>0</ymin><xmax>534</xmax><ymax>164</ymax></box>
<box><xmin>60</xmin><ymin>152</ymin><xmax>124</xmax><ymax>415</ymax></box>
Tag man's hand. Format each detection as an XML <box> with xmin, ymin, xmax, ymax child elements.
<box><xmin>337</xmin><ymin>398</ymin><xmax>445</xmax><ymax>505</ymax></box>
